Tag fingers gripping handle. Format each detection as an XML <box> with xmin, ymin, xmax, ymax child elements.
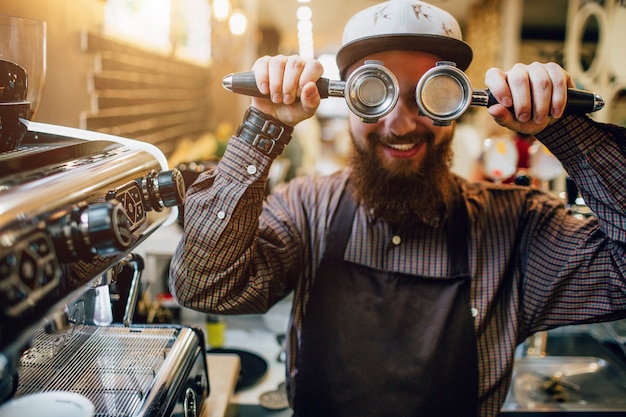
<box><xmin>221</xmin><ymin>60</ymin><xmax>400</xmax><ymax>123</ymax></box>
<box><xmin>222</xmin><ymin>71</ymin><xmax>335</xmax><ymax>99</ymax></box>
<box><xmin>482</xmin><ymin>88</ymin><xmax>604</xmax><ymax>116</ymax></box>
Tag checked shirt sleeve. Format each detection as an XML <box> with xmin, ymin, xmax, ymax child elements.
<box><xmin>170</xmin><ymin>135</ymin><xmax>302</xmax><ymax>314</ymax></box>
<box><xmin>518</xmin><ymin>115</ymin><xmax>626</xmax><ymax>334</ymax></box>
<box><xmin>537</xmin><ymin>115</ymin><xmax>626</xmax><ymax>244</ymax></box>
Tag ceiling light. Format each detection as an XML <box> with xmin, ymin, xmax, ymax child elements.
<box><xmin>213</xmin><ymin>0</ymin><xmax>230</xmax><ymax>21</ymax></box>
<box><xmin>296</xmin><ymin>6</ymin><xmax>313</xmax><ymax>20</ymax></box>
<box><xmin>229</xmin><ymin>9</ymin><xmax>247</xmax><ymax>35</ymax></box>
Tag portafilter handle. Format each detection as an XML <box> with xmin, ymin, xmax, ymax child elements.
<box><xmin>222</xmin><ymin>60</ymin><xmax>399</xmax><ymax>123</ymax></box>
<box><xmin>415</xmin><ymin>61</ymin><xmax>605</xmax><ymax>126</ymax></box>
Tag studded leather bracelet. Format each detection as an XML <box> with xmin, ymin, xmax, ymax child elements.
<box><xmin>236</xmin><ymin>106</ymin><xmax>294</xmax><ymax>158</ymax></box>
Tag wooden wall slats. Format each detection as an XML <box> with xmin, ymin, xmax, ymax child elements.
<box><xmin>89</xmin><ymin>69</ymin><xmax>207</xmax><ymax>90</ymax></box>
<box><xmin>91</xmin><ymin>88</ymin><xmax>204</xmax><ymax>102</ymax></box>
<box><xmin>81</xmin><ymin>32</ymin><xmax>206</xmax><ymax>78</ymax></box>
<box><xmin>95</xmin><ymin>51</ymin><xmax>205</xmax><ymax>77</ymax></box>
<box><xmin>82</xmin><ymin>115</ymin><xmax>205</xmax><ymax>138</ymax></box>
<box><xmin>89</xmin><ymin>93</ymin><xmax>205</xmax><ymax>111</ymax></box>
<box><xmin>80</xmin><ymin>30</ymin><xmax>213</xmax><ymax>159</ymax></box>
<box><xmin>82</xmin><ymin>101</ymin><xmax>207</xmax><ymax>129</ymax></box>
<box><xmin>84</xmin><ymin>99</ymin><xmax>201</xmax><ymax>119</ymax></box>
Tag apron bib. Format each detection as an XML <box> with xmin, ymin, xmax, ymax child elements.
<box><xmin>294</xmin><ymin>183</ymin><xmax>478</xmax><ymax>417</ymax></box>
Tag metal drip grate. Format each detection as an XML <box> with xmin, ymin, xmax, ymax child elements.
<box><xmin>16</xmin><ymin>324</ymin><xmax>179</xmax><ymax>417</ymax></box>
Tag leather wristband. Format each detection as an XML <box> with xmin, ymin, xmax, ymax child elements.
<box><xmin>236</xmin><ymin>106</ymin><xmax>294</xmax><ymax>158</ymax></box>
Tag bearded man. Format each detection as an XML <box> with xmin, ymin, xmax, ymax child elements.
<box><xmin>170</xmin><ymin>1</ymin><xmax>626</xmax><ymax>416</ymax></box>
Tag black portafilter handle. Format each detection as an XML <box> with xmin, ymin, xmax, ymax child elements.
<box><xmin>222</xmin><ymin>60</ymin><xmax>400</xmax><ymax>123</ymax></box>
<box><xmin>222</xmin><ymin>71</ymin><xmax>339</xmax><ymax>99</ymax></box>
<box><xmin>482</xmin><ymin>88</ymin><xmax>605</xmax><ymax>117</ymax></box>
<box><xmin>565</xmin><ymin>177</ymin><xmax>579</xmax><ymax>206</ymax></box>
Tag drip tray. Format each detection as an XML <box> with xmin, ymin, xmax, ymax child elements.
<box><xmin>14</xmin><ymin>324</ymin><xmax>206</xmax><ymax>417</ymax></box>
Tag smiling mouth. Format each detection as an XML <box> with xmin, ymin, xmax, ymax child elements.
<box><xmin>386</xmin><ymin>143</ymin><xmax>418</xmax><ymax>151</ymax></box>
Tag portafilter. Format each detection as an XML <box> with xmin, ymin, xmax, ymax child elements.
<box><xmin>222</xmin><ymin>60</ymin><xmax>399</xmax><ymax>123</ymax></box>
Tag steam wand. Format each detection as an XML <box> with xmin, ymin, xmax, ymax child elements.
<box><xmin>122</xmin><ymin>253</ymin><xmax>144</xmax><ymax>327</ymax></box>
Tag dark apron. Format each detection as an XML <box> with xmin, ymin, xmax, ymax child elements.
<box><xmin>293</xmin><ymin>183</ymin><xmax>478</xmax><ymax>417</ymax></box>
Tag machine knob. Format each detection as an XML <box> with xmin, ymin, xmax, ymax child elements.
<box><xmin>88</xmin><ymin>202</ymin><xmax>133</xmax><ymax>256</ymax></box>
<box><xmin>142</xmin><ymin>169</ymin><xmax>186</xmax><ymax>212</ymax></box>
<box><xmin>48</xmin><ymin>201</ymin><xmax>133</xmax><ymax>262</ymax></box>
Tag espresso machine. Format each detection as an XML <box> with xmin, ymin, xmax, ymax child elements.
<box><xmin>0</xmin><ymin>15</ymin><xmax>208</xmax><ymax>417</ymax></box>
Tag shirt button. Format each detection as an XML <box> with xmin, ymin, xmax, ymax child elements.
<box><xmin>246</xmin><ymin>165</ymin><xmax>257</xmax><ymax>175</ymax></box>
<box><xmin>471</xmin><ymin>307</ymin><xmax>479</xmax><ymax>318</ymax></box>
<box><xmin>217</xmin><ymin>210</ymin><xmax>226</xmax><ymax>220</ymax></box>
<box><xmin>391</xmin><ymin>235</ymin><xmax>402</xmax><ymax>246</ymax></box>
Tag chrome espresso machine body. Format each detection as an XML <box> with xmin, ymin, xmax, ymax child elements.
<box><xmin>0</xmin><ymin>121</ymin><xmax>209</xmax><ymax>416</ymax></box>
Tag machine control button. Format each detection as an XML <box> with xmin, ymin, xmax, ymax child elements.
<box><xmin>88</xmin><ymin>201</ymin><xmax>133</xmax><ymax>256</ymax></box>
<box><xmin>19</xmin><ymin>251</ymin><xmax>38</xmax><ymax>286</ymax></box>
<box><xmin>158</xmin><ymin>169</ymin><xmax>186</xmax><ymax>208</ymax></box>
<box><xmin>0</xmin><ymin>231</ymin><xmax>62</xmax><ymax>317</ymax></box>
<box><xmin>142</xmin><ymin>169</ymin><xmax>186</xmax><ymax>212</ymax></box>
<box><xmin>107</xmin><ymin>180</ymin><xmax>147</xmax><ymax>231</ymax></box>
<box><xmin>0</xmin><ymin>253</ymin><xmax>17</xmax><ymax>279</ymax></box>
<box><xmin>47</xmin><ymin>201</ymin><xmax>132</xmax><ymax>262</ymax></box>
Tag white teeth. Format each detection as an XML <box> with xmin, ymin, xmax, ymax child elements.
<box><xmin>388</xmin><ymin>143</ymin><xmax>416</xmax><ymax>151</ymax></box>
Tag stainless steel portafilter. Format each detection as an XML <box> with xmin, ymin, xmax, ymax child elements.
<box><xmin>415</xmin><ymin>61</ymin><xmax>605</xmax><ymax>126</ymax></box>
<box><xmin>222</xmin><ymin>60</ymin><xmax>399</xmax><ymax>123</ymax></box>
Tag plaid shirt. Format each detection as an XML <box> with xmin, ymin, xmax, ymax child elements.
<box><xmin>171</xmin><ymin>115</ymin><xmax>626</xmax><ymax>416</ymax></box>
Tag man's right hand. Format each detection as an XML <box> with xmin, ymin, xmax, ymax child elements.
<box><xmin>250</xmin><ymin>55</ymin><xmax>325</xmax><ymax>127</ymax></box>
<box><xmin>484</xmin><ymin>62</ymin><xmax>575</xmax><ymax>135</ymax></box>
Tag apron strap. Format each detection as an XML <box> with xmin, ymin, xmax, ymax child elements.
<box><xmin>324</xmin><ymin>183</ymin><xmax>358</xmax><ymax>262</ymax></box>
<box><xmin>447</xmin><ymin>180</ymin><xmax>470</xmax><ymax>277</ymax></box>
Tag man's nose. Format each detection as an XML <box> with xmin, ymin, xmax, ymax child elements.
<box><xmin>383</xmin><ymin>98</ymin><xmax>421</xmax><ymax>137</ymax></box>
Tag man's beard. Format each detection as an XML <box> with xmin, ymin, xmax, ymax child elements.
<box><xmin>349</xmin><ymin>130</ymin><xmax>454</xmax><ymax>228</ymax></box>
